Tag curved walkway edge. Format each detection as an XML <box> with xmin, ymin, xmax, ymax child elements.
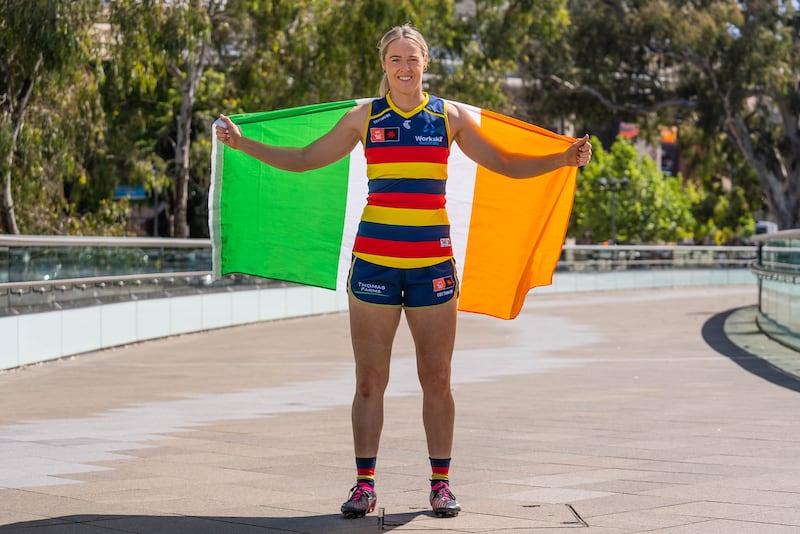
<box><xmin>724</xmin><ymin>305</ymin><xmax>800</xmax><ymax>386</ymax></box>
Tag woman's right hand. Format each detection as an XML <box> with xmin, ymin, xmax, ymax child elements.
<box><xmin>215</xmin><ymin>115</ymin><xmax>242</xmax><ymax>149</ymax></box>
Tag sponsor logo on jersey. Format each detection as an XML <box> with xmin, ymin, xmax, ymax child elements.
<box><xmin>414</xmin><ymin>135</ymin><xmax>444</xmax><ymax>145</ymax></box>
<box><xmin>356</xmin><ymin>281</ymin><xmax>388</xmax><ymax>296</ymax></box>
<box><xmin>432</xmin><ymin>276</ymin><xmax>455</xmax><ymax>292</ymax></box>
<box><xmin>370</xmin><ymin>127</ymin><xmax>400</xmax><ymax>143</ymax></box>
<box><xmin>372</xmin><ymin>113</ymin><xmax>392</xmax><ymax>124</ymax></box>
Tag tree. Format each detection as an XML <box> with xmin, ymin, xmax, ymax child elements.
<box><xmin>12</xmin><ymin>64</ymin><xmax>131</xmax><ymax>235</ymax></box>
<box><xmin>678</xmin><ymin>122</ymin><xmax>759</xmax><ymax>243</ymax></box>
<box><xmin>433</xmin><ymin>0</ymin><xmax>573</xmax><ymax>121</ymax></box>
<box><xmin>570</xmin><ymin>136</ymin><xmax>697</xmax><ymax>244</ymax></box>
<box><xmin>219</xmin><ymin>0</ymin><xmax>455</xmax><ymax>112</ymax></box>
<box><xmin>109</xmin><ymin>0</ymin><xmax>227</xmax><ymax>237</ymax></box>
<box><xmin>538</xmin><ymin>0</ymin><xmax>800</xmax><ymax>229</ymax></box>
<box><xmin>105</xmin><ymin>0</ymin><xmax>458</xmax><ymax>238</ymax></box>
<box><xmin>0</xmin><ymin>0</ymin><xmax>100</xmax><ymax>234</ymax></box>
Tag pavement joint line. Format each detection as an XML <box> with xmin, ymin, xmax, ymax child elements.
<box><xmin>565</xmin><ymin>504</ymin><xmax>589</xmax><ymax>527</ymax></box>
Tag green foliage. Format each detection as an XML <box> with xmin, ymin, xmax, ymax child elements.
<box><xmin>1</xmin><ymin>0</ymin><xmax>788</xmax><ymax>239</ymax></box>
<box><xmin>437</xmin><ymin>0</ymin><xmax>571</xmax><ymax>119</ymax></box>
<box><xmin>570</xmin><ymin>136</ymin><xmax>697</xmax><ymax>244</ymax></box>
<box><xmin>677</xmin><ymin>122</ymin><xmax>762</xmax><ymax>243</ymax></box>
<box><xmin>0</xmin><ymin>0</ymin><xmax>115</xmax><ymax>234</ymax></box>
<box><xmin>0</xmin><ymin>0</ymin><xmax>96</xmax><ymax>77</ymax></box>
<box><xmin>106</xmin><ymin>0</ymin><xmax>225</xmax><ymax>237</ymax></box>
<box><xmin>538</xmin><ymin>0</ymin><xmax>800</xmax><ymax>229</ymax></box>
<box><xmin>217</xmin><ymin>0</ymin><xmax>454</xmax><ymax>113</ymax></box>
<box><xmin>12</xmin><ymin>65</ymin><xmax>132</xmax><ymax>235</ymax></box>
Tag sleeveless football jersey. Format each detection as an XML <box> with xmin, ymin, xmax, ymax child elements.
<box><xmin>353</xmin><ymin>93</ymin><xmax>453</xmax><ymax>268</ymax></box>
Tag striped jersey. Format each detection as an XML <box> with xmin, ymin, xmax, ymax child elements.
<box><xmin>353</xmin><ymin>92</ymin><xmax>453</xmax><ymax>268</ymax></box>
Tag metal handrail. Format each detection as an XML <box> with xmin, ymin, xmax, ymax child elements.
<box><xmin>749</xmin><ymin>262</ymin><xmax>800</xmax><ymax>282</ymax></box>
<box><xmin>0</xmin><ymin>271</ymin><xmax>214</xmax><ymax>292</ymax></box>
<box><xmin>747</xmin><ymin>229</ymin><xmax>800</xmax><ymax>352</ymax></box>
<box><xmin>0</xmin><ymin>235</ymin><xmax>210</xmax><ymax>248</ymax></box>
<box><xmin>0</xmin><ymin>237</ymin><xmax>762</xmax><ymax>317</ymax></box>
<box><xmin>749</xmin><ymin>228</ymin><xmax>800</xmax><ymax>242</ymax></box>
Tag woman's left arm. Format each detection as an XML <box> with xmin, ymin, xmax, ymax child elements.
<box><xmin>448</xmin><ymin>103</ymin><xmax>592</xmax><ymax>178</ymax></box>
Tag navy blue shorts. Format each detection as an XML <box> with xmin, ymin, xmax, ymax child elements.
<box><xmin>347</xmin><ymin>257</ymin><xmax>459</xmax><ymax>308</ymax></box>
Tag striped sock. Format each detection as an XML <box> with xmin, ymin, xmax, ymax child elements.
<box><xmin>355</xmin><ymin>456</ymin><xmax>376</xmax><ymax>488</ymax></box>
<box><xmin>430</xmin><ymin>457</ymin><xmax>451</xmax><ymax>487</ymax></box>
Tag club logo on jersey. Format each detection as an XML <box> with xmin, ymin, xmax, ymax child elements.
<box><xmin>370</xmin><ymin>127</ymin><xmax>400</xmax><ymax>143</ymax></box>
<box><xmin>432</xmin><ymin>276</ymin><xmax>455</xmax><ymax>292</ymax></box>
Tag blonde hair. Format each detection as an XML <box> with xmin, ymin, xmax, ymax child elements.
<box><xmin>378</xmin><ymin>24</ymin><xmax>429</xmax><ymax>97</ymax></box>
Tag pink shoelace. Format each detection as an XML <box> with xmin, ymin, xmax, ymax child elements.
<box><xmin>349</xmin><ymin>482</ymin><xmax>374</xmax><ymax>500</ymax></box>
<box><xmin>431</xmin><ymin>481</ymin><xmax>452</xmax><ymax>493</ymax></box>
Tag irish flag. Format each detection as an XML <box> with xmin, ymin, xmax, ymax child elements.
<box><xmin>209</xmin><ymin>99</ymin><xmax>577</xmax><ymax>320</ymax></box>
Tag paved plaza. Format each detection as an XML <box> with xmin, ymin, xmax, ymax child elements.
<box><xmin>2</xmin><ymin>286</ymin><xmax>800</xmax><ymax>533</ymax></box>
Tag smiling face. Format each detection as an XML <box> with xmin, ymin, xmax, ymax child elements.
<box><xmin>380</xmin><ymin>36</ymin><xmax>428</xmax><ymax>98</ymax></box>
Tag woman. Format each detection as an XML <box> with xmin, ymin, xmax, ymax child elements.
<box><xmin>215</xmin><ymin>24</ymin><xmax>592</xmax><ymax>519</ymax></box>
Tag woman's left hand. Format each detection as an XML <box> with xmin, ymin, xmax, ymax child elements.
<box><xmin>567</xmin><ymin>135</ymin><xmax>592</xmax><ymax>167</ymax></box>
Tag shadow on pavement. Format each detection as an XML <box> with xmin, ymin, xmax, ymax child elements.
<box><xmin>0</xmin><ymin>511</ymin><xmax>431</xmax><ymax>533</ymax></box>
<box><xmin>702</xmin><ymin>307</ymin><xmax>800</xmax><ymax>393</ymax></box>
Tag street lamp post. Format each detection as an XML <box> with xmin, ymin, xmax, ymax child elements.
<box><xmin>598</xmin><ymin>177</ymin><xmax>629</xmax><ymax>244</ymax></box>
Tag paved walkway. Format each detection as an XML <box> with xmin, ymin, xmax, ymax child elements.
<box><xmin>2</xmin><ymin>286</ymin><xmax>800</xmax><ymax>533</ymax></box>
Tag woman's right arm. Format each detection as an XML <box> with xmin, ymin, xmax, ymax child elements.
<box><xmin>215</xmin><ymin>103</ymin><xmax>368</xmax><ymax>172</ymax></box>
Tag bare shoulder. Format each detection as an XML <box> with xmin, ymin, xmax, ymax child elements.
<box><xmin>445</xmin><ymin>100</ymin><xmax>479</xmax><ymax>139</ymax></box>
<box><xmin>336</xmin><ymin>100</ymin><xmax>371</xmax><ymax>138</ymax></box>
<box><xmin>344</xmin><ymin>101</ymin><xmax>371</xmax><ymax>125</ymax></box>
<box><xmin>316</xmin><ymin>100</ymin><xmax>370</xmax><ymax>148</ymax></box>
<box><xmin>445</xmin><ymin>100</ymin><xmax>465</xmax><ymax>122</ymax></box>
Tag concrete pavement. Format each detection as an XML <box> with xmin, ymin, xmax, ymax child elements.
<box><xmin>2</xmin><ymin>286</ymin><xmax>800</xmax><ymax>533</ymax></box>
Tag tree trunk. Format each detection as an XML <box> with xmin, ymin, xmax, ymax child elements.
<box><xmin>1</xmin><ymin>118</ymin><xmax>20</xmax><ymax>234</ymax></box>
<box><xmin>171</xmin><ymin>45</ymin><xmax>206</xmax><ymax>238</ymax></box>
<box><xmin>173</xmin><ymin>93</ymin><xmax>192</xmax><ymax>238</ymax></box>
<box><xmin>724</xmin><ymin>115</ymin><xmax>799</xmax><ymax>229</ymax></box>
<box><xmin>2</xmin><ymin>154</ymin><xmax>20</xmax><ymax>235</ymax></box>
<box><xmin>0</xmin><ymin>57</ymin><xmax>40</xmax><ymax>235</ymax></box>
